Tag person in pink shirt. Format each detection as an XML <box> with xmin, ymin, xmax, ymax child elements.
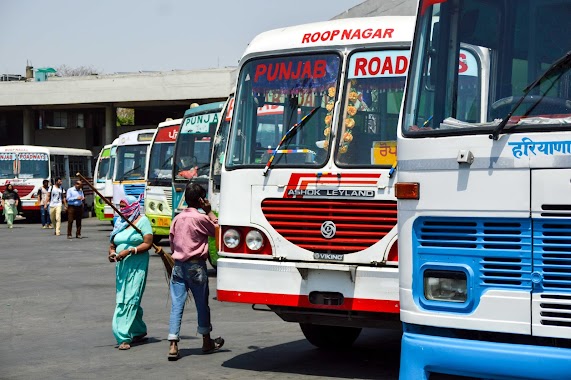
<box><xmin>167</xmin><ymin>183</ymin><xmax>224</xmax><ymax>361</ymax></box>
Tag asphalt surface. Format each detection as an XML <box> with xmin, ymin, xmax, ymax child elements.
<box><xmin>0</xmin><ymin>216</ymin><xmax>405</xmax><ymax>380</ymax></box>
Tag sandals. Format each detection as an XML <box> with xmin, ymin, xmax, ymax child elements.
<box><xmin>202</xmin><ymin>337</ymin><xmax>224</xmax><ymax>354</ymax></box>
<box><xmin>118</xmin><ymin>334</ymin><xmax>147</xmax><ymax>350</ymax></box>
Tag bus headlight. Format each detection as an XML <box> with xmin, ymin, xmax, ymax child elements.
<box><xmin>148</xmin><ymin>201</ymin><xmax>156</xmax><ymax>211</ymax></box>
<box><xmin>424</xmin><ymin>270</ymin><xmax>467</xmax><ymax>302</ymax></box>
<box><xmin>223</xmin><ymin>228</ymin><xmax>240</xmax><ymax>249</ymax></box>
<box><xmin>157</xmin><ymin>203</ymin><xmax>164</xmax><ymax>212</ymax></box>
<box><xmin>245</xmin><ymin>230</ymin><xmax>264</xmax><ymax>251</ymax></box>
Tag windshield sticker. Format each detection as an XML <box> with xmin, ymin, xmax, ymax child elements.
<box><xmin>251</xmin><ymin>55</ymin><xmax>339</xmax><ymax>95</ymax></box>
<box><xmin>18</xmin><ymin>153</ymin><xmax>48</xmax><ymax>161</ymax></box>
<box><xmin>302</xmin><ymin>28</ymin><xmax>393</xmax><ymax>44</ymax></box>
<box><xmin>349</xmin><ymin>51</ymin><xmax>408</xmax><ymax>79</ymax></box>
<box><xmin>0</xmin><ymin>153</ymin><xmax>16</xmax><ymax>161</ymax></box>
<box><xmin>155</xmin><ymin>125</ymin><xmax>179</xmax><ymax>143</ymax></box>
<box><xmin>181</xmin><ymin>113</ymin><xmax>219</xmax><ymax>133</ymax></box>
<box><xmin>508</xmin><ymin>137</ymin><xmax>571</xmax><ymax>158</ymax></box>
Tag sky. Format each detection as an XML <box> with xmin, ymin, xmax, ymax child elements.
<box><xmin>0</xmin><ymin>0</ymin><xmax>364</xmax><ymax>76</ymax></box>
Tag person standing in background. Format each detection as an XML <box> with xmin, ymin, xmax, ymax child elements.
<box><xmin>48</xmin><ymin>177</ymin><xmax>66</xmax><ymax>236</ymax></box>
<box><xmin>66</xmin><ymin>180</ymin><xmax>85</xmax><ymax>239</ymax></box>
<box><xmin>1</xmin><ymin>181</ymin><xmax>19</xmax><ymax>229</ymax></box>
<box><xmin>38</xmin><ymin>179</ymin><xmax>52</xmax><ymax>229</ymax></box>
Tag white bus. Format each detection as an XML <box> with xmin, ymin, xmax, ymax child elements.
<box><xmin>94</xmin><ymin>144</ymin><xmax>114</xmax><ymax>222</ymax></box>
<box><xmin>145</xmin><ymin>119</ymin><xmax>181</xmax><ymax>241</ymax></box>
<box><xmin>217</xmin><ymin>16</ymin><xmax>417</xmax><ymax>348</ymax></box>
<box><xmin>112</xmin><ymin>129</ymin><xmax>155</xmax><ymax>215</ymax></box>
<box><xmin>0</xmin><ymin>145</ymin><xmax>93</xmax><ymax>219</ymax></box>
<box><xmin>397</xmin><ymin>0</ymin><xmax>571</xmax><ymax>379</ymax></box>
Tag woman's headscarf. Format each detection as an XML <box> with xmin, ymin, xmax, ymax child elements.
<box><xmin>110</xmin><ymin>195</ymin><xmax>142</xmax><ymax>242</ymax></box>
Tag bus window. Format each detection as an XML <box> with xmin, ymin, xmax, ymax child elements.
<box><xmin>335</xmin><ymin>50</ymin><xmax>407</xmax><ymax>167</ymax></box>
<box><xmin>116</xmin><ymin>145</ymin><xmax>147</xmax><ymax>181</ymax></box>
<box><xmin>227</xmin><ymin>53</ymin><xmax>341</xmax><ymax>169</ymax></box>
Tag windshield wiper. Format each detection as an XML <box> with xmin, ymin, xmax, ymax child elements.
<box><xmin>490</xmin><ymin>50</ymin><xmax>571</xmax><ymax>140</ymax></box>
<box><xmin>262</xmin><ymin>107</ymin><xmax>319</xmax><ymax>176</ymax></box>
<box><xmin>118</xmin><ymin>165</ymin><xmax>142</xmax><ymax>181</ymax></box>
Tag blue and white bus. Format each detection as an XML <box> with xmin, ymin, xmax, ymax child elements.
<box><xmin>112</xmin><ymin>129</ymin><xmax>155</xmax><ymax>216</ymax></box>
<box><xmin>397</xmin><ymin>0</ymin><xmax>571</xmax><ymax>379</ymax></box>
<box><xmin>172</xmin><ymin>102</ymin><xmax>224</xmax><ymax>217</ymax></box>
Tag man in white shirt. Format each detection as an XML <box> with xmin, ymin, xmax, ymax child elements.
<box><xmin>38</xmin><ymin>179</ymin><xmax>52</xmax><ymax>229</ymax></box>
<box><xmin>47</xmin><ymin>178</ymin><xmax>67</xmax><ymax>236</ymax></box>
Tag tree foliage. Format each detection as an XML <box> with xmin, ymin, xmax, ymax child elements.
<box><xmin>117</xmin><ymin>108</ymin><xmax>135</xmax><ymax>126</ymax></box>
<box><xmin>56</xmin><ymin>64</ymin><xmax>101</xmax><ymax>77</ymax></box>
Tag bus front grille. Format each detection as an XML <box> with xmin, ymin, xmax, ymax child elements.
<box><xmin>261</xmin><ymin>198</ymin><xmax>397</xmax><ymax>254</ymax></box>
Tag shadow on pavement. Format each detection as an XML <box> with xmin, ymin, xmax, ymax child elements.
<box><xmin>221</xmin><ymin>329</ymin><xmax>401</xmax><ymax>379</ymax></box>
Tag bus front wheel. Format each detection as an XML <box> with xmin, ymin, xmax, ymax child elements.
<box><xmin>299</xmin><ymin>323</ymin><xmax>361</xmax><ymax>350</ymax></box>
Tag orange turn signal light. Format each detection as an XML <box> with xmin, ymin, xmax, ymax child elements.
<box><xmin>395</xmin><ymin>182</ymin><xmax>420</xmax><ymax>200</ymax></box>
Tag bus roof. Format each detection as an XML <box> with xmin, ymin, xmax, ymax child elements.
<box><xmin>0</xmin><ymin>145</ymin><xmax>92</xmax><ymax>156</ymax></box>
<box><xmin>157</xmin><ymin>118</ymin><xmax>182</xmax><ymax>129</ymax></box>
<box><xmin>242</xmin><ymin>16</ymin><xmax>416</xmax><ymax>57</ymax></box>
<box><xmin>183</xmin><ymin>102</ymin><xmax>225</xmax><ymax>118</ymax></box>
<box><xmin>115</xmin><ymin>129</ymin><xmax>156</xmax><ymax>145</ymax></box>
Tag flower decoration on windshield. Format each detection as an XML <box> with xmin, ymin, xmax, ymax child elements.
<box><xmin>339</xmin><ymin>87</ymin><xmax>359</xmax><ymax>155</ymax></box>
<box><xmin>321</xmin><ymin>87</ymin><xmax>337</xmax><ymax>150</ymax></box>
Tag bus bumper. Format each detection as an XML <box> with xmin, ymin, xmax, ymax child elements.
<box><xmin>145</xmin><ymin>214</ymin><xmax>171</xmax><ymax>236</ymax></box>
<box><xmin>216</xmin><ymin>257</ymin><xmax>399</xmax><ymax>314</ymax></box>
<box><xmin>400</xmin><ymin>326</ymin><xmax>571</xmax><ymax>380</ymax></box>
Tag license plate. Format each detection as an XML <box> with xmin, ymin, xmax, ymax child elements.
<box><xmin>156</xmin><ymin>217</ymin><xmax>170</xmax><ymax>227</ymax></box>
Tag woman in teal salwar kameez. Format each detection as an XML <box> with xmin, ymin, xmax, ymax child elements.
<box><xmin>108</xmin><ymin>195</ymin><xmax>153</xmax><ymax>350</ymax></box>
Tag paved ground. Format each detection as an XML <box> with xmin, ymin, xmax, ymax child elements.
<box><xmin>0</xmin><ymin>216</ymin><xmax>404</xmax><ymax>380</ymax></box>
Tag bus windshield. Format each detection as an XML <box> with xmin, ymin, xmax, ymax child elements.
<box><xmin>0</xmin><ymin>152</ymin><xmax>49</xmax><ymax>179</ymax></box>
<box><xmin>227</xmin><ymin>53</ymin><xmax>341</xmax><ymax>168</ymax></box>
<box><xmin>404</xmin><ymin>0</ymin><xmax>571</xmax><ymax>136</ymax></box>
<box><xmin>148</xmin><ymin>142</ymin><xmax>175</xmax><ymax>181</ymax></box>
<box><xmin>115</xmin><ymin>145</ymin><xmax>147</xmax><ymax>181</ymax></box>
<box><xmin>334</xmin><ymin>50</ymin><xmax>408</xmax><ymax>167</ymax></box>
<box><xmin>173</xmin><ymin>113</ymin><xmax>218</xmax><ymax>181</ymax></box>
<box><xmin>96</xmin><ymin>155</ymin><xmax>110</xmax><ymax>183</ymax></box>
<box><xmin>212</xmin><ymin>97</ymin><xmax>234</xmax><ymax>181</ymax></box>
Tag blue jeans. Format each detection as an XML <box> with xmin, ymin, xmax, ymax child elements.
<box><xmin>168</xmin><ymin>260</ymin><xmax>211</xmax><ymax>341</ymax></box>
<box><xmin>40</xmin><ymin>205</ymin><xmax>51</xmax><ymax>226</ymax></box>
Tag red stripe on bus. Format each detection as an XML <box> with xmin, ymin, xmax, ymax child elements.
<box><xmin>217</xmin><ymin>290</ymin><xmax>399</xmax><ymax>313</ymax></box>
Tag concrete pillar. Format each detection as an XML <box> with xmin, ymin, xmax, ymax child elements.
<box><xmin>22</xmin><ymin>108</ymin><xmax>34</xmax><ymax>145</ymax></box>
<box><xmin>105</xmin><ymin>105</ymin><xmax>116</xmax><ymax>144</ymax></box>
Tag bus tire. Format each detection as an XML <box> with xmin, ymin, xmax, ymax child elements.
<box><xmin>153</xmin><ymin>236</ymin><xmax>162</xmax><ymax>244</ymax></box>
<box><xmin>299</xmin><ymin>323</ymin><xmax>361</xmax><ymax>350</ymax></box>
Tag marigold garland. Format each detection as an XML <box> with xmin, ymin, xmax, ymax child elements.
<box><xmin>339</xmin><ymin>85</ymin><xmax>360</xmax><ymax>155</ymax></box>
<box><xmin>321</xmin><ymin>87</ymin><xmax>336</xmax><ymax>150</ymax></box>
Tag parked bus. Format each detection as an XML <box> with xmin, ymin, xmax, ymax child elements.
<box><xmin>171</xmin><ymin>102</ymin><xmax>224</xmax><ymax>217</ymax></box>
<box><xmin>112</xmin><ymin>129</ymin><xmax>155</xmax><ymax>215</ymax></box>
<box><xmin>145</xmin><ymin>118</ymin><xmax>181</xmax><ymax>241</ymax></box>
<box><xmin>216</xmin><ymin>16</ymin><xmax>419</xmax><ymax>348</ymax></box>
<box><xmin>397</xmin><ymin>1</ymin><xmax>571</xmax><ymax>379</ymax></box>
<box><xmin>93</xmin><ymin>144</ymin><xmax>114</xmax><ymax>222</ymax></box>
<box><xmin>0</xmin><ymin>145</ymin><xmax>93</xmax><ymax>219</ymax></box>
